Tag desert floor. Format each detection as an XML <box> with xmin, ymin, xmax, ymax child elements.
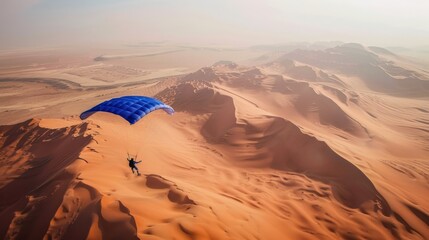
<box><xmin>0</xmin><ymin>43</ymin><xmax>428</xmax><ymax>240</ymax></box>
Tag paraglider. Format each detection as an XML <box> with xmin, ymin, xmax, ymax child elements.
<box><xmin>80</xmin><ymin>96</ymin><xmax>174</xmax><ymax>175</ymax></box>
<box><xmin>80</xmin><ymin>96</ymin><xmax>174</xmax><ymax>124</ymax></box>
<box><xmin>127</xmin><ymin>154</ymin><xmax>142</xmax><ymax>176</ymax></box>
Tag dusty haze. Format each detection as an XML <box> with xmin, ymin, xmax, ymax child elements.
<box><xmin>1</xmin><ymin>0</ymin><xmax>429</xmax><ymax>49</ymax></box>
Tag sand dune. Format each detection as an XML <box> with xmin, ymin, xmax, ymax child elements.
<box><xmin>0</xmin><ymin>44</ymin><xmax>428</xmax><ymax>239</ymax></box>
<box><xmin>282</xmin><ymin>43</ymin><xmax>429</xmax><ymax>96</ymax></box>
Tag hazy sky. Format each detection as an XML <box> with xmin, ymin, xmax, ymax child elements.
<box><xmin>1</xmin><ymin>0</ymin><xmax>428</xmax><ymax>49</ymax></box>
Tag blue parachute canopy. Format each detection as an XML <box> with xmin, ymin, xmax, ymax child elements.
<box><xmin>80</xmin><ymin>96</ymin><xmax>174</xmax><ymax>125</ymax></box>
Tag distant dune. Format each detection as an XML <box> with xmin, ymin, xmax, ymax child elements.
<box><xmin>280</xmin><ymin>43</ymin><xmax>429</xmax><ymax>96</ymax></box>
<box><xmin>0</xmin><ymin>43</ymin><xmax>428</xmax><ymax>239</ymax></box>
<box><xmin>94</xmin><ymin>50</ymin><xmax>183</xmax><ymax>61</ymax></box>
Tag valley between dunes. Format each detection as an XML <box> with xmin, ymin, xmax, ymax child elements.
<box><xmin>0</xmin><ymin>44</ymin><xmax>428</xmax><ymax>240</ymax></box>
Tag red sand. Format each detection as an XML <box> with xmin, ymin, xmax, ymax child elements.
<box><xmin>0</xmin><ymin>44</ymin><xmax>428</xmax><ymax>239</ymax></box>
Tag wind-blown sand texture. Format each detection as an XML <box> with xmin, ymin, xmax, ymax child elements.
<box><xmin>0</xmin><ymin>43</ymin><xmax>428</xmax><ymax>239</ymax></box>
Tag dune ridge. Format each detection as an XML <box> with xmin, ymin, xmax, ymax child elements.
<box><xmin>0</xmin><ymin>119</ymin><xmax>92</xmax><ymax>239</ymax></box>
<box><xmin>153</xmin><ymin>66</ymin><xmax>428</xmax><ymax>239</ymax></box>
